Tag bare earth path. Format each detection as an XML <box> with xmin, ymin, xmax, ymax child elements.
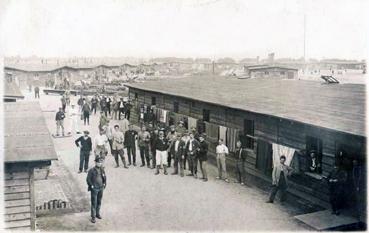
<box><xmin>29</xmin><ymin>90</ymin><xmax>311</xmax><ymax>231</ymax></box>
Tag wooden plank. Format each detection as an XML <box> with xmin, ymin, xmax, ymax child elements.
<box><xmin>5</xmin><ymin>219</ymin><xmax>31</xmax><ymax>229</ymax></box>
<box><xmin>5</xmin><ymin>179</ymin><xmax>29</xmax><ymax>187</ymax></box>
<box><xmin>5</xmin><ymin>212</ymin><xmax>31</xmax><ymax>222</ymax></box>
<box><xmin>5</xmin><ymin>192</ymin><xmax>30</xmax><ymax>201</ymax></box>
<box><xmin>5</xmin><ymin>172</ymin><xmax>30</xmax><ymax>180</ymax></box>
<box><xmin>4</xmin><ymin>186</ymin><xmax>30</xmax><ymax>194</ymax></box>
<box><xmin>30</xmin><ymin>169</ymin><xmax>36</xmax><ymax>231</ymax></box>
<box><xmin>5</xmin><ymin>206</ymin><xmax>31</xmax><ymax>215</ymax></box>
<box><xmin>5</xmin><ymin>199</ymin><xmax>31</xmax><ymax>208</ymax></box>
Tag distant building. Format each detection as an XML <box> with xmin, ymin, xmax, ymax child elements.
<box><xmin>244</xmin><ymin>65</ymin><xmax>298</xmax><ymax>79</ymax></box>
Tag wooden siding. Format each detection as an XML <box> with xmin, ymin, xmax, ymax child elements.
<box><xmin>4</xmin><ymin>170</ymin><xmax>33</xmax><ymax>230</ymax></box>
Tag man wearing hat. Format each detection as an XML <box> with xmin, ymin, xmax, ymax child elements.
<box><xmin>154</xmin><ymin>131</ymin><xmax>170</xmax><ymax>175</ymax></box>
<box><xmin>198</xmin><ymin>134</ymin><xmax>209</xmax><ymax>181</ymax></box>
<box><xmin>99</xmin><ymin>111</ymin><xmax>109</xmax><ymax>132</ymax></box>
<box><xmin>75</xmin><ymin>130</ymin><xmax>92</xmax><ymax>173</ymax></box>
<box><xmin>138</xmin><ymin>126</ymin><xmax>151</xmax><ymax>168</ymax></box>
<box><xmin>55</xmin><ymin>107</ymin><xmax>65</xmax><ymax>136</ymax></box>
<box><xmin>166</xmin><ymin>125</ymin><xmax>178</xmax><ymax>167</ymax></box>
<box><xmin>87</xmin><ymin>156</ymin><xmax>106</xmax><ymax>223</ymax></box>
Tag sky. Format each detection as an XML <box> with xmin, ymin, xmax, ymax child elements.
<box><xmin>0</xmin><ymin>0</ymin><xmax>368</xmax><ymax>60</ymax></box>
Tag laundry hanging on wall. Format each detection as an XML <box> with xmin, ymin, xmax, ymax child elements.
<box><xmin>205</xmin><ymin>122</ymin><xmax>219</xmax><ymax>140</ymax></box>
<box><xmin>226</xmin><ymin>128</ymin><xmax>240</xmax><ymax>152</ymax></box>
<box><xmin>188</xmin><ymin>117</ymin><xmax>197</xmax><ymax>131</ymax></box>
<box><xmin>272</xmin><ymin>143</ymin><xmax>296</xmax><ymax>167</ymax></box>
<box><xmin>219</xmin><ymin>125</ymin><xmax>227</xmax><ymax>142</ymax></box>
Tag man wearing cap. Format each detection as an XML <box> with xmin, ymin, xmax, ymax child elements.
<box><xmin>186</xmin><ymin>132</ymin><xmax>200</xmax><ymax>178</ymax></box>
<box><xmin>171</xmin><ymin>133</ymin><xmax>187</xmax><ymax>177</ymax></box>
<box><xmin>166</xmin><ymin>125</ymin><xmax>177</xmax><ymax>167</ymax></box>
<box><xmin>75</xmin><ymin>131</ymin><xmax>92</xmax><ymax>173</ymax></box>
<box><xmin>138</xmin><ymin>126</ymin><xmax>151</xmax><ymax>168</ymax></box>
<box><xmin>94</xmin><ymin>130</ymin><xmax>109</xmax><ymax>160</ymax></box>
<box><xmin>68</xmin><ymin>104</ymin><xmax>81</xmax><ymax>135</ymax></box>
<box><xmin>112</xmin><ymin>125</ymin><xmax>129</xmax><ymax>168</ymax></box>
<box><xmin>55</xmin><ymin>107</ymin><xmax>65</xmax><ymax>136</ymax></box>
<box><xmin>235</xmin><ymin>141</ymin><xmax>248</xmax><ymax>185</ymax></box>
<box><xmin>124</xmin><ymin>124</ymin><xmax>138</xmax><ymax>166</ymax></box>
<box><xmin>87</xmin><ymin>156</ymin><xmax>106</xmax><ymax>223</ymax></box>
<box><xmin>198</xmin><ymin>134</ymin><xmax>209</xmax><ymax>182</ymax></box>
<box><xmin>154</xmin><ymin>131</ymin><xmax>170</xmax><ymax>175</ymax></box>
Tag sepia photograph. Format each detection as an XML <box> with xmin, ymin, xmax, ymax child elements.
<box><xmin>0</xmin><ymin>0</ymin><xmax>367</xmax><ymax>231</ymax></box>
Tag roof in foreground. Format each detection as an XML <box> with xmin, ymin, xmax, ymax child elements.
<box><xmin>4</xmin><ymin>102</ymin><xmax>58</xmax><ymax>163</ymax></box>
<box><xmin>126</xmin><ymin>76</ymin><xmax>366</xmax><ymax>137</ymax></box>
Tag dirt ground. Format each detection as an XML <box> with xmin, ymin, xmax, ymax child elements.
<box><xmin>27</xmin><ymin>89</ymin><xmax>311</xmax><ymax>231</ymax></box>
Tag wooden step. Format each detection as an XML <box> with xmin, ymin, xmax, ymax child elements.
<box><xmin>5</xmin><ymin>172</ymin><xmax>30</xmax><ymax>180</ymax></box>
<box><xmin>5</xmin><ymin>212</ymin><xmax>31</xmax><ymax>222</ymax></box>
<box><xmin>5</xmin><ymin>179</ymin><xmax>29</xmax><ymax>187</ymax></box>
<box><xmin>5</xmin><ymin>199</ymin><xmax>31</xmax><ymax>208</ymax></box>
<box><xmin>5</xmin><ymin>206</ymin><xmax>31</xmax><ymax>215</ymax></box>
<box><xmin>4</xmin><ymin>185</ymin><xmax>30</xmax><ymax>194</ymax></box>
<box><xmin>5</xmin><ymin>192</ymin><xmax>30</xmax><ymax>201</ymax></box>
<box><xmin>5</xmin><ymin>219</ymin><xmax>31</xmax><ymax>229</ymax></box>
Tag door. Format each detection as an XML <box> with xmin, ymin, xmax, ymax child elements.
<box><xmin>256</xmin><ymin>139</ymin><xmax>273</xmax><ymax>177</ymax></box>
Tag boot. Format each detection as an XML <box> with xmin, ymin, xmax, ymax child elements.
<box><xmin>155</xmin><ymin>165</ymin><xmax>160</xmax><ymax>175</ymax></box>
<box><xmin>123</xmin><ymin>159</ymin><xmax>129</xmax><ymax>169</ymax></box>
<box><xmin>163</xmin><ymin>165</ymin><xmax>168</xmax><ymax>175</ymax></box>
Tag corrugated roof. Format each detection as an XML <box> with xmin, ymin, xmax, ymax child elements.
<box><xmin>126</xmin><ymin>76</ymin><xmax>366</xmax><ymax>137</ymax></box>
<box><xmin>4</xmin><ymin>80</ymin><xmax>24</xmax><ymax>99</ymax></box>
<box><xmin>246</xmin><ymin>65</ymin><xmax>298</xmax><ymax>71</ymax></box>
<box><xmin>4</xmin><ymin>102</ymin><xmax>58</xmax><ymax>163</ymax></box>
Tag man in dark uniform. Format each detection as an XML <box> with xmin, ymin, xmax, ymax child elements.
<box><xmin>166</xmin><ymin>125</ymin><xmax>177</xmax><ymax>167</ymax></box>
<box><xmin>186</xmin><ymin>132</ymin><xmax>200</xmax><ymax>178</ymax></box>
<box><xmin>235</xmin><ymin>140</ymin><xmax>248</xmax><ymax>185</ymax></box>
<box><xmin>154</xmin><ymin>131</ymin><xmax>170</xmax><ymax>175</ymax></box>
<box><xmin>327</xmin><ymin>164</ymin><xmax>347</xmax><ymax>215</ymax></box>
<box><xmin>75</xmin><ymin>130</ymin><xmax>92</xmax><ymax>173</ymax></box>
<box><xmin>198</xmin><ymin>134</ymin><xmax>209</xmax><ymax>182</ymax></box>
<box><xmin>86</xmin><ymin>156</ymin><xmax>106</xmax><ymax>223</ymax></box>
<box><xmin>124</xmin><ymin>124</ymin><xmax>138</xmax><ymax>166</ymax></box>
<box><xmin>150</xmin><ymin>128</ymin><xmax>159</xmax><ymax>169</ymax></box>
<box><xmin>34</xmin><ymin>86</ymin><xmax>40</xmax><ymax>98</ymax></box>
<box><xmin>55</xmin><ymin>107</ymin><xmax>65</xmax><ymax>136</ymax></box>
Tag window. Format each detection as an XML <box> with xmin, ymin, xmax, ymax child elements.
<box><xmin>151</xmin><ymin>96</ymin><xmax>156</xmax><ymax>105</ymax></box>
<box><xmin>134</xmin><ymin>93</ymin><xmax>138</xmax><ymax>99</ymax></box>
<box><xmin>191</xmin><ymin>101</ymin><xmax>196</xmax><ymax>108</ymax></box>
<box><xmin>264</xmin><ymin>71</ymin><xmax>269</xmax><ymax>75</ymax></box>
<box><xmin>173</xmin><ymin>101</ymin><xmax>179</xmax><ymax>113</ymax></box>
<box><xmin>244</xmin><ymin>119</ymin><xmax>255</xmax><ymax>149</ymax></box>
<box><xmin>280</xmin><ymin>71</ymin><xmax>285</xmax><ymax>75</ymax></box>
<box><xmin>305</xmin><ymin>136</ymin><xmax>323</xmax><ymax>174</ymax></box>
<box><xmin>203</xmin><ymin>109</ymin><xmax>210</xmax><ymax>122</ymax></box>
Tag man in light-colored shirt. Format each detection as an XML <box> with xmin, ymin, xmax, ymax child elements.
<box><xmin>119</xmin><ymin>117</ymin><xmax>130</xmax><ymax>134</ymax></box>
<box><xmin>215</xmin><ymin>139</ymin><xmax>229</xmax><ymax>182</ymax></box>
<box><xmin>112</xmin><ymin>125</ymin><xmax>128</xmax><ymax>168</ymax></box>
<box><xmin>68</xmin><ymin>104</ymin><xmax>81</xmax><ymax>135</ymax></box>
<box><xmin>94</xmin><ymin>130</ymin><xmax>109</xmax><ymax>160</ymax></box>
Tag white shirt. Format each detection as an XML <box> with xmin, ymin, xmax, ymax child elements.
<box><xmin>216</xmin><ymin>144</ymin><xmax>229</xmax><ymax>154</ymax></box>
<box><xmin>175</xmin><ymin>140</ymin><xmax>180</xmax><ymax>152</ymax></box>
<box><xmin>189</xmin><ymin>139</ymin><xmax>193</xmax><ymax>151</ymax></box>
<box><xmin>69</xmin><ymin>107</ymin><xmax>79</xmax><ymax>118</ymax></box>
<box><xmin>94</xmin><ymin>134</ymin><xmax>108</xmax><ymax>147</ymax></box>
<box><xmin>120</xmin><ymin>102</ymin><xmax>124</xmax><ymax>108</ymax></box>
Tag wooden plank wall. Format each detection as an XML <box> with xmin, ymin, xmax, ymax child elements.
<box><xmin>4</xmin><ymin>170</ymin><xmax>33</xmax><ymax>230</ymax></box>
<box><xmin>130</xmin><ymin>88</ymin><xmax>366</xmax><ymax>208</ymax></box>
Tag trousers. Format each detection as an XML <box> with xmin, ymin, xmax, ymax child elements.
<box><xmin>91</xmin><ymin>188</ymin><xmax>103</xmax><ymax>218</ymax></box>
<box><xmin>126</xmin><ymin>146</ymin><xmax>136</xmax><ymax>164</ymax></box>
<box><xmin>199</xmin><ymin>160</ymin><xmax>208</xmax><ymax>179</ymax></box>
<box><xmin>236</xmin><ymin>160</ymin><xmax>247</xmax><ymax>183</ymax></box>
<box><xmin>156</xmin><ymin>150</ymin><xmax>168</xmax><ymax>166</ymax></box>
<box><xmin>173</xmin><ymin>155</ymin><xmax>184</xmax><ymax>176</ymax></box>
<box><xmin>216</xmin><ymin>153</ymin><xmax>228</xmax><ymax>179</ymax></box>
<box><xmin>56</xmin><ymin>120</ymin><xmax>64</xmax><ymax>135</ymax></box>
<box><xmin>79</xmin><ymin>150</ymin><xmax>90</xmax><ymax>172</ymax></box>
<box><xmin>268</xmin><ymin>185</ymin><xmax>287</xmax><ymax>202</ymax></box>
<box><xmin>113</xmin><ymin>149</ymin><xmax>127</xmax><ymax>166</ymax></box>
<box><xmin>188</xmin><ymin>155</ymin><xmax>198</xmax><ymax>175</ymax></box>
<box><xmin>139</xmin><ymin>146</ymin><xmax>150</xmax><ymax>166</ymax></box>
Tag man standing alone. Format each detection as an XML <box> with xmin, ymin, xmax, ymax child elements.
<box><xmin>55</xmin><ymin>107</ymin><xmax>65</xmax><ymax>136</ymax></box>
<box><xmin>34</xmin><ymin>86</ymin><xmax>40</xmax><ymax>98</ymax></box>
<box><xmin>235</xmin><ymin>141</ymin><xmax>248</xmax><ymax>186</ymax></box>
<box><xmin>75</xmin><ymin>130</ymin><xmax>92</xmax><ymax>173</ymax></box>
<box><xmin>86</xmin><ymin>157</ymin><xmax>106</xmax><ymax>223</ymax></box>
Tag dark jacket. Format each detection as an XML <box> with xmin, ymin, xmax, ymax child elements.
<box><xmin>155</xmin><ymin>137</ymin><xmax>169</xmax><ymax>151</ymax></box>
<box><xmin>124</xmin><ymin>130</ymin><xmax>137</xmax><ymax>147</ymax></box>
<box><xmin>55</xmin><ymin>111</ymin><xmax>65</xmax><ymax>121</ymax></box>
<box><xmin>185</xmin><ymin>139</ymin><xmax>200</xmax><ymax>157</ymax></box>
<box><xmin>235</xmin><ymin>148</ymin><xmax>248</xmax><ymax>161</ymax></box>
<box><xmin>198</xmin><ymin>140</ymin><xmax>209</xmax><ymax>161</ymax></box>
<box><xmin>75</xmin><ymin>136</ymin><xmax>92</xmax><ymax>152</ymax></box>
<box><xmin>86</xmin><ymin>167</ymin><xmax>106</xmax><ymax>191</ymax></box>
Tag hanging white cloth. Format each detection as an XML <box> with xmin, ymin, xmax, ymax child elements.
<box><xmin>219</xmin><ymin>126</ymin><xmax>227</xmax><ymax>142</ymax></box>
<box><xmin>272</xmin><ymin>143</ymin><xmax>296</xmax><ymax>167</ymax></box>
<box><xmin>160</xmin><ymin>110</ymin><xmax>168</xmax><ymax>123</ymax></box>
<box><xmin>188</xmin><ymin>117</ymin><xmax>197</xmax><ymax>130</ymax></box>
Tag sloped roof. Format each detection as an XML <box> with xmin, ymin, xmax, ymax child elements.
<box><xmin>126</xmin><ymin>76</ymin><xmax>366</xmax><ymax>137</ymax></box>
<box><xmin>4</xmin><ymin>102</ymin><xmax>58</xmax><ymax>163</ymax></box>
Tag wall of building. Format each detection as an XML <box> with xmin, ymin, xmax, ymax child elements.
<box><xmin>249</xmin><ymin>68</ymin><xmax>298</xmax><ymax>79</ymax></box>
<box><xmin>128</xmin><ymin>87</ymin><xmax>366</xmax><ymax>209</ymax></box>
